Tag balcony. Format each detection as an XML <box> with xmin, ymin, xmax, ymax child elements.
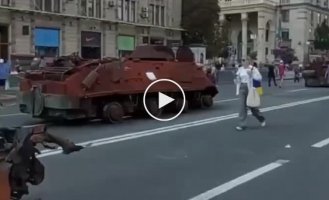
<box><xmin>219</xmin><ymin>0</ymin><xmax>278</xmax><ymax>8</ymax></box>
<box><xmin>279</xmin><ymin>39</ymin><xmax>292</xmax><ymax>48</ymax></box>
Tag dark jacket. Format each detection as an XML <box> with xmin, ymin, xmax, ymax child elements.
<box><xmin>268</xmin><ymin>65</ymin><xmax>275</xmax><ymax>77</ymax></box>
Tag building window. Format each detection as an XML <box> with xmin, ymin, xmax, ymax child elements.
<box><xmin>88</xmin><ymin>0</ymin><xmax>94</xmax><ymax>17</ymax></box>
<box><xmin>311</xmin><ymin>11</ymin><xmax>314</xmax><ymax>26</ymax></box>
<box><xmin>318</xmin><ymin>13</ymin><xmax>321</xmax><ymax>24</ymax></box>
<box><xmin>161</xmin><ymin>6</ymin><xmax>165</xmax><ymax>26</ymax></box>
<box><xmin>117</xmin><ymin>0</ymin><xmax>136</xmax><ymax>22</ymax></box>
<box><xmin>281</xmin><ymin>30</ymin><xmax>289</xmax><ymax>41</ymax></box>
<box><xmin>1</xmin><ymin>0</ymin><xmax>10</xmax><ymax>6</ymax></box>
<box><xmin>22</xmin><ymin>26</ymin><xmax>30</xmax><ymax>35</ymax></box>
<box><xmin>265</xmin><ymin>47</ymin><xmax>268</xmax><ymax>55</ymax></box>
<box><xmin>149</xmin><ymin>4</ymin><xmax>155</xmax><ymax>24</ymax></box>
<box><xmin>130</xmin><ymin>1</ymin><xmax>136</xmax><ymax>22</ymax></box>
<box><xmin>35</xmin><ymin>0</ymin><xmax>43</xmax><ymax>10</ymax></box>
<box><xmin>265</xmin><ymin>23</ymin><xmax>270</xmax><ymax>42</ymax></box>
<box><xmin>34</xmin><ymin>0</ymin><xmax>60</xmax><ymax>13</ymax></box>
<box><xmin>155</xmin><ymin>5</ymin><xmax>160</xmax><ymax>25</ymax></box>
<box><xmin>142</xmin><ymin>36</ymin><xmax>149</xmax><ymax>44</ymax></box>
<box><xmin>117</xmin><ymin>0</ymin><xmax>123</xmax><ymax>20</ymax></box>
<box><xmin>45</xmin><ymin>0</ymin><xmax>52</xmax><ymax>12</ymax></box>
<box><xmin>281</xmin><ymin>10</ymin><xmax>289</xmax><ymax>22</ymax></box>
<box><xmin>149</xmin><ymin>4</ymin><xmax>165</xmax><ymax>25</ymax></box>
<box><xmin>80</xmin><ymin>0</ymin><xmax>101</xmax><ymax>18</ymax></box>
<box><xmin>324</xmin><ymin>0</ymin><xmax>328</xmax><ymax>7</ymax></box>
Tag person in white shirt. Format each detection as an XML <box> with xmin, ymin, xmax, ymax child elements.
<box><xmin>235</xmin><ymin>59</ymin><xmax>266</xmax><ymax>131</ymax></box>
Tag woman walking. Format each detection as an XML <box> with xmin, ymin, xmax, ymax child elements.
<box><xmin>235</xmin><ymin>59</ymin><xmax>266</xmax><ymax>131</ymax></box>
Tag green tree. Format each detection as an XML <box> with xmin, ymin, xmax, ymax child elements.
<box><xmin>182</xmin><ymin>0</ymin><xmax>221</xmax><ymax>57</ymax></box>
<box><xmin>314</xmin><ymin>20</ymin><xmax>329</xmax><ymax>50</ymax></box>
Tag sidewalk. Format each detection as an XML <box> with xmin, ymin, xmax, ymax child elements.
<box><xmin>0</xmin><ymin>84</ymin><xmax>18</xmax><ymax>106</ymax></box>
<box><xmin>0</xmin><ymin>93</ymin><xmax>17</xmax><ymax>106</ymax></box>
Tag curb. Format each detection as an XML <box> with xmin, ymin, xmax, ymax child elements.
<box><xmin>0</xmin><ymin>95</ymin><xmax>17</xmax><ymax>106</ymax></box>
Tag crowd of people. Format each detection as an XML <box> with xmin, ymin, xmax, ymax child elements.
<box><xmin>201</xmin><ymin>58</ymin><xmax>307</xmax><ymax>131</ymax></box>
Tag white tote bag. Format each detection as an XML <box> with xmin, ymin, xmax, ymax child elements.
<box><xmin>246</xmin><ymin>86</ymin><xmax>261</xmax><ymax>108</ymax></box>
<box><xmin>5</xmin><ymin>80</ymin><xmax>9</xmax><ymax>90</ymax></box>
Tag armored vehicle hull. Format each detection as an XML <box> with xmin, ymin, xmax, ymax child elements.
<box><xmin>18</xmin><ymin>46</ymin><xmax>218</xmax><ymax>122</ymax></box>
<box><xmin>302</xmin><ymin>61</ymin><xmax>329</xmax><ymax>87</ymax></box>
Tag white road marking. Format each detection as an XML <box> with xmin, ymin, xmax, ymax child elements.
<box><xmin>287</xmin><ymin>88</ymin><xmax>309</xmax><ymax>93</ymax></box>
<box><xmin>0</xmin><ymin>113</ymin><xmax>27</xmax><ymax>117</ymax></box>
<box><xmin>188</xmin><ymin>160</ymin><xmax>289</xmax><ymax>200</ymax></box>
<box><xmin>311</xmin><ymin>138</ymin><xmax>329</xmax><ymax>148</ymax></box>
<box><xmin>215</xmin><ymin>98</ymin><xmax>239</xmax><ymax>103</ymax></box>
<box><xmin>37</xmin><ymin>95</ymin><xmax>329</xmax><ymax>158</ymax></box>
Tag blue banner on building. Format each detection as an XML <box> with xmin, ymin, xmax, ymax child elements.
<box><xmin>34</xmin><ymin>28</ymin><xmax>60</xmax><ymax>47</ymax></box>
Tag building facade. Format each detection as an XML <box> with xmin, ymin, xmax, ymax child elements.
<box><xmin>0</xmin><ymin>0</ymin><xmax>182</xmax><ymax>61</ymax></box>
<box><xmin>219</xmin><ymin>0</ymin><xmax>329</xmax><ymax>64</ymax></box>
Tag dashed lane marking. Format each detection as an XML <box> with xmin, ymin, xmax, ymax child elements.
<box><xmin>214</xmin><ymin>98</ymin><xmax>239</xmax><ymax>103</ymax></box>
<box><xmin>311</xmin><ymin>137</ymin><xmax>329</xmax><ymax>148</ymax></box>
<box><xmin>287</xmin><ymin>88</ymin><xmax>309</xmax><ymax>93</ymax></box>
<box><xmin>188</xmin><ymin>160</ymin><xmax>290</xmax><ymax>200</ymax></box>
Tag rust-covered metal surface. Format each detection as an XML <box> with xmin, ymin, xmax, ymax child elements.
<box><xmin>18</xmin><ymin>45</ymin><xmax>218</xmax><ymax>121</ymax></box>
<box><xmin>302</xmin><ymin>59</ymin><xmax>329</xmax><ymax>87</ymax></box>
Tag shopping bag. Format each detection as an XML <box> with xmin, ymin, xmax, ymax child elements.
<box><xmin>5</xmin><ymin>80</ymin><xmax>9</xmax><ymax>90</ymax></box>
<box><xmin>256</xmin><ymin>87</ymin><xmax>263</xmax><ymax>96</ymax></box>
<box><xmin>246</xmin><ymin>87</ymin><xmax>261</xmax><ymax>107</ymax></box>
<box><xmin>252</xmin><ymin>79</ymin><xmax>261</xmax><ymax>88</ymax></box>
<box><xmin>253</xmin><ymin>79</ymin><xmax>263</xmax><ymax>96</ymax></box>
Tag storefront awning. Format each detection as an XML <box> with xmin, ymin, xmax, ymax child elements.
<box><xmin>117</xmin><ymin>36</ymin><xmax>135</xmax><ymax>51</ymax></box>
<box><xmin>34</xmin><ymin>28</ymin><xmax>60</xmax><ymax>47</ymax></box>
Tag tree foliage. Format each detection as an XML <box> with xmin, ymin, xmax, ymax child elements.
<box><xmin>273</xmin><ymin>47</ymin><xmax>298</xmax><ymax>64</ymax></box>
<box><xmin>314</xmin><ymin>20</ymin><xmax>329</xmax><ymax>50</ymax></box>
<box><xmin>181</xmin><ymin>0</ymin><xmax>221</xmax><ymax>57</ymax></box>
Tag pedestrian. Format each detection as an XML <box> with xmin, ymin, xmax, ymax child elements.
<box><xmin>39</xmin><ymin>56</ymin><xmax>47</xmax><ymax>68</ymax></box>
<box><xmin>268</xmin><ymin>64</ymin><xmax>277</xmax><ymax>87</ymax></box>
<box><xmin>235</xmin><ymin>59</ymin><xmax>266</xmax><ymax>131</ymax></box>
<box><xmin>293</xmin><ymin>64</ymin><xmax>301</xmax><ymax>83</ymax></box>
<box><xmin>0</xmin><ymin>58</ymin><xmax>11</xmax><ymax>92</ymax></box>
<box><xmin>278</xmin><ymin>60</ymin><xmax>286</xmax><ymax>88</ymax></box>
<box><xmin>206</xmin><ymin>66</ymin><xmax>216</xmax><ymax>84</ymax></box>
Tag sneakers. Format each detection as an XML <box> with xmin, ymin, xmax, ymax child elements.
<box><xmin>236</xmin><ymin>121</ymin><xmax>266</xmax><ymax>131</ymax></box>
<box><xmin>235</xmin><ymin>126</ymin><xmax>246</xmax><ymax>131</ymax></box>
<box><xmin>261</xmin><ymin>120</ymin><xmax>266</xmax><ymax>127</ymax></box>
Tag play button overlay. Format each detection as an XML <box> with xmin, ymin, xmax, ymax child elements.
<box><xmin>143</xmin><ymin>79</ymin><xmax>186</xmax><ymax>122</ymax></box>
<box><xmin>158</xmin><ymin>92</ymin><xmax>175</xmax><ymax>109</ymax></box>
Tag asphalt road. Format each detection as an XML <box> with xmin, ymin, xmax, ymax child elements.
<box><xmin>1</xmin><ymin>80</ymin><xmax>329</xmax><ymax>200</ymax></box>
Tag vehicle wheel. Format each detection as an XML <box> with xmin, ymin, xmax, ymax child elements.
<box><xmin>145</xmin><ymin>98</ymin><xmax>162</xmax><ymax>117</ymax></box>
<box><xmin>174</xmin><ymin>98</ymin><xmax>188</xmax><ymax>113</ymax></box>
<box><xmin>201</xmin><ymin>95</ymin><xmax>213</xmax><ymax>108</ymax></box>
<box><xmin>102</xmin><ymin>102</ymin><xmax>124</xmax><ymax>123</ymax></box>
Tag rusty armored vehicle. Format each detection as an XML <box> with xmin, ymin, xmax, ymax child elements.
<box><xmin>18</xmin><ymin>45</ymin><xmax>218</xmax><ymax>122</ymax></box>
<box><xmin>302</xmin><ymin>57</ymin><xmax>329</xmax><ymax>87</ymax></box>
<box><xmin>0</xmin><ymin>124</ymin><xmax>83</xmax><ymax>200</ymax></box>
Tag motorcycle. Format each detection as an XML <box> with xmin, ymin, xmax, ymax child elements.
<box><xmin>0</xmin><ymin>124</ymin><xmax>83</xmax><ymax>200</ymax></box>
